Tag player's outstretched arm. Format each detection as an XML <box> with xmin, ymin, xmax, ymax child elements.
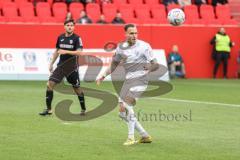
<box><xmin>96</xmin><ymin>59</ymin><xmax>120</xmax><ymax>85</ymax></box>
<box><xmin>49</xmin><ymin>49</ymin><xmax>59</xmax><ymax>72</ymax></box>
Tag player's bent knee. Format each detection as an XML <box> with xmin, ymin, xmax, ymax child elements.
<box><xmin>47</xmin><ymin>81</ymin><xmax>56</xmax><ymax>91</ymax></box>
<box><xmin>124</xmin><ymin>96</ymin><xmax>136</xmax><ymax>106</ymax></box>
<box><xmin>119</xmin><ymin>102</ymin><xmax>126</xmax><ymax>112</ymax></box>
<box><xmin>73</xmin><ymin>87</ymin><xmax>83</xmax><ymax>95</ymax></box>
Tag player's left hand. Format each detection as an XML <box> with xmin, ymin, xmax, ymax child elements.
<box><xmin>58</xmin><ymin>49</ymin><xmax>67</xmax><ymax>55</ymax></box>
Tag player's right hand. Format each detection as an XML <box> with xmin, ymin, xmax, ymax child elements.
<box><xmin>96</xmin><ymin>76</ymin><xmax>105</xmax><ymax>86</ymax></box>
<box><xmin>49</xmin><ymin>64</ymin><xmax>53</xmax><ymax>73</ymax></box>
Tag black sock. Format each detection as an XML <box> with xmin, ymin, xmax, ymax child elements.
<box><xmin>78</xmin><ymin>93</ymin><xmax>86</xmax><ymax>111</ymax></box>
<box><xmin>46</xmin><ymin>90</ymin><xmax>53</xmax><ymax>110</ymax></box>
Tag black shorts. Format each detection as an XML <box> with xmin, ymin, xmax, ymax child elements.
<box><xmin>49</xmin><ymin>66</ymin><xmax>80</xmax><ymax>88</ymax></box>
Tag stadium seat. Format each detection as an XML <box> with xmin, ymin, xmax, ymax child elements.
<box><xmin>151</xmin><ymin>4</ymin><xmax>167</xmax><ymax>21</ymax></box>
<box><xmin>102</xmin><ymin>3</ymin><xmax>118</xmax><ymax>22</ymax></box>
<box><xmin>190</xmin><ymin>18</ymin><xmax>205</xmax><ymax>25</ymax></box>
<box><xmin>19</xmin><ymin>2</ymin><xmax>39</xmax><ymax>23</ymax></box>
<box><xmin>0</xmin><ymin>0</ymin><xmax>13</xmax><ymax>8</ymax></box>
<box><xmin>113</xmin><ymin>0</ymin><xmax>128</xmax><ymax>7</ymax></box>
<box><xmin>145</xmin><ymin>0</ymin><xmax>160</xmax><ymax>5</ymax></box>
<box><xmin>229</xmin><ymin>4</ymin><xmax>240</xmax><ymax>13</ymax></box>
<box><xmin>134</xmin><ymin>5</ymin><xmax>151</xmax><ymax>20</ymax></box>
<box><xmin>184</xmin><ymin>5</ymin><xmax>199</xmax><ymax>20</ymax></box>
<box><xmin>86</xmin><ymin>3</ymin><xmax>101</xmax><ymax>22</ymax></box>
<box><xmin>0</xmin><ymin>15</ymin><xmax>6</xmax><ymax>23</ymax></box>
<box><xmin>118</xmin><ymin>4</ymin><xmax>135</xmax><ymax>20</ymax></box>
<box><xmin>36</xmin><ymin>2</ymin><xmax>58</xmax><ymax>23</ymax></box>
<box><xmin>222</xmin><ymin>19</ymin><xmax>239</xmax><ymax>25</ymax></box>
<box><xmin>205</xmin><ymin>19</ymin><xmax>223</xmax><ymax>25</ymax></box>
<box><xmin>125</xmin><ymin>17</ymin><xmax>140</xmax><ymax>24</ymax></box>
<box><xmin>52</xmin><ymin>2</ymin><xmax>68</xmax><ymax>22</ymax></box>
<box><xmin>215</xmin><ymin>5</ymin><xmax>231</xmax><ymax>20</ymax></box>
<box><xmin>15</xmin><ymin>0</ymin><xmax>30</xmax><ymax>7</ymax></box>
<box><xmin>200</xmin><ymin>4</ymin><xmax>215</xmax><ymax>20</ymax></box>
<box><xmin>2</xmin><ymin>2</ymin><xmax>19</xmax><ymax>18</ymax></box>
<box><xmin>69</xmin><ymin>2</ymin><xmax>84</xmax><ymax>20</ymax></box>
<box><xmin>2</xmin><ymin>2</ymin><xmax>24</xmax><ymax>23</ymax></box>
<box><xmin>46</xmin><ymin>0</ymin><xmax>54</xmax><ymax>5</ymax></box>
<box><xmin>128</xmin><ymin>0</ymin><xmax>144</xmax><ymax>4</ymax></box>
<box><xmin>183</xmin><ymin>18</ymin><xmax>191</xmax><ymax>25</ymax></box>
<box><xmin>39</xmin><ymin>16</ymin><xmax>58</xmax><ymax>23</ymax></box>
<box><xmin>167</xmin><ymin>4</ymin><xmax>181</xmax><ymax>11</ymax></box>
<box><xmin>36</xmin><ymin>2</ymin><xmax>52</xmax><ymax>18</ymax></box>
<box><xmin>140</xmin><ymin>18</ymin><xmax>168</xmax><ymax>24</ymax></box>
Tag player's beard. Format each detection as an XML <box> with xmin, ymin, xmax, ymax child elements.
<box><xmin>66</xmin><ymin>30</ymin><xmax>73</xmax><ymax>36</ymax></box>
<box><xmin>128</xmin><ymin>38</ymin><xmax>136</xmax><ymax>46</ymax></box>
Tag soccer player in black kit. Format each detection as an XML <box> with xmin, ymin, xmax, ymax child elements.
<box><xmin>39</xmin><ymin>19</ymin><xmax>86</xmax><ymax>116</ymax></box>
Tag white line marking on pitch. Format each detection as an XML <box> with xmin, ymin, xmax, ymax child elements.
<box><xmin>150</xmin><ymin>97</ymin><xmax>240</xmax><ymax>108</ymax></box>
<box><xmin>62</xmin><ymin>122</ymin><xmax>73</xmax><ymax>125</ymax></box>
<box><xmin>99</xmin><ymin>89</ymin><xmax>240</xmax><ymax>108</ymax></box>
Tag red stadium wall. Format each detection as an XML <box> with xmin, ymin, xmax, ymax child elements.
<box><xmin>0</xmin><ymin>24</ymin><xmax>239</xmax><ymax>78</ymax></box>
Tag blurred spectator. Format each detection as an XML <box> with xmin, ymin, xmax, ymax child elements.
<box><xmin>212</xmin><ymin>0</ymin><xmax>228</xmax><ymax>6</ymax></box>
<box><xmin>80</xmin><ymin>0</ymin><xmax>96</xmax><ymax>5</ymax></box>
<box><xmin>96</xmin><ymin>15</ymin><xmax>108</xmax><ymax>24</ymax></box>
<box><xmin>65</xmin><ymin>12</ymin><xmax>73</xmax><ymax>21</ymax></box>
<box><xmin>100</xmin><ymin>0</ymin><xmax>112</xmax><ymax>4</ymax></box>
<box><xmin>54</xmin><ymin>0</ymin><xmax>80</xmax><ymax>4</ymax></box>
<box><xmin>65</xmin><ymin>0</ymin><xmax>80</xmax><ymax>5</ymax></box>
<box><xmin>76</xmin><ymin>10</ymin><xmax>92</xmax><ymax>24</ymax></box>
<box><xmin>167</xmin><ymin>45</ymin><xmax>186</xmax><ymax>78</ymax></box>
<box><xmin>237</xmin><ymin>51</ymin><xmax>240</xmax><ymax>78</ymax></box>
<box><xmin>194</xmin><ymin>0</ymin><xmax>206</xmax><ymax>6</ymax></box>
<box><xmin>163</xmin><ymin>0</ymin><xmax>178</xmax><ymax>6</ymax></box>
<box><xmin>210</xmin><ymin>27</ymin><xmax>234</xmax><ymax>79</ymax></box>
<box><xmin>112</xmin><ymin>13</ymin><xmax>125</xmax><ymax>24</ymax></box>
<box><xmin>178</xmin><ymin>0</ymin><xmax>191</xmax><ymax>7</ymax></box>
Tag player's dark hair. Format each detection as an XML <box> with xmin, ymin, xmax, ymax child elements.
<box><xmin>64</xmin><ymin>19</ymin><xmax>75</xmax><ymax>25</ymax></box>
<box><xmin>124</xmin><ymin>24</ymin><xmax>136</xmax><ymax>32</ymax></box>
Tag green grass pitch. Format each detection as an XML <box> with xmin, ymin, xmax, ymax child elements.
<box><xmin>0</xmin><ymin>79</ymin><xmax>239</xmax><ymax>160</ymax></box>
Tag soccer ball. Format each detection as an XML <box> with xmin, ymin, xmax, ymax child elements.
<box><xmin>167</xmin><ymin>8</ymin><xmax>185</xmax><ymax>26</ymax></box>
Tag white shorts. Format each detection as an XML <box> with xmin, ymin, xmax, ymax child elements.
<box><xmin>119</xmin><ymin>75</ymin><xmax>148</xmax><ymax>103</ymax></box>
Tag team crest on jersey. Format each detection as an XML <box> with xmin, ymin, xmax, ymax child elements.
<box><xmin>135</xmin><ymin>51</ymin><xmax>140</xmax><ymax>57</ymax></box>
<box><xmin>70</xmin><ymin>40</ymin><xmax>73</xmax><ymax>44</ymax></box>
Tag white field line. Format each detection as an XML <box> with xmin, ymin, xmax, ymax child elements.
<box><xmin>149</xmin><ymin>97</ymin><xmax>240</xmax><ymax>108</ymax></box>
<box><xmin>102</xmin><ymin>89</ymin><xmax>240</xmax><ymax>108</ymax></box>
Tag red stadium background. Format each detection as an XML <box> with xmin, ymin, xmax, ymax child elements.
<box><xmin>0</xmin><ymin>24</ymin><xmax>239</xmax><ymax>78</ymax></box>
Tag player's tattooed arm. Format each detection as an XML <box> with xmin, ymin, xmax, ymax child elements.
<box><xmin>57</xmin><ymin>49</ymin><xmax>82</xmax><ymax>56</ymax></box>
<box><xmin>49</xmin><ymin>49</ymin><xmax>59</xmax><ymax>72</ymax></box>
<box><xmin>144</xmin><ymin>58</ymin><xmax>159</xmax><ymax>73</ymax></box>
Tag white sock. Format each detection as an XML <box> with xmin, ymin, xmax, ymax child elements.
<box><xmin>124</xmin><ymin>104</ymin><xmax>136</xmax><ymax>139</ymax></box>
<box><xmin>119</xmin><ymin>111</ymin><xmax>148</xmax><ymax>137</ymax></box>
<box><xmin>135</xmin><ymin>120</ymin><xmax>149</xmax><ymax>137</ymax></box>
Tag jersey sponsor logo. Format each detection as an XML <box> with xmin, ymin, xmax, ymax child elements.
<box><xmin>59</xmin><ymin>44</ymin><xmax>74</xmax><ymax>49</ymax></box>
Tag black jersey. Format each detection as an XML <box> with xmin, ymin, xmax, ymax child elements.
<box><xmin>56</xmin><ymin>33</ymin><xmax>83</xmax><ymax>66</ymax></box>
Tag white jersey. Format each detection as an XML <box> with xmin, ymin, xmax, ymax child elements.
<box><xmin>113</xmin><ymin>40</ymin><xmax>154</xmax><ymax>79</ymax></box>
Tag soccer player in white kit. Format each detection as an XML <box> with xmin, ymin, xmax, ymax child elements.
<box><xmin>97</xmin><ymin>24</ymin><xmax>159</xmax><ymax>145</ymax></box>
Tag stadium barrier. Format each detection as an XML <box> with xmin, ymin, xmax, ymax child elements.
<box><xmin>0</xmin><ymin>48</ymin><xmax>168</xmax><ymax>81</ymax></box>
<box><xmin>0</xmin><ymin>24</ymin><xmax>239</xmax><ymax>78</ymax></box>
